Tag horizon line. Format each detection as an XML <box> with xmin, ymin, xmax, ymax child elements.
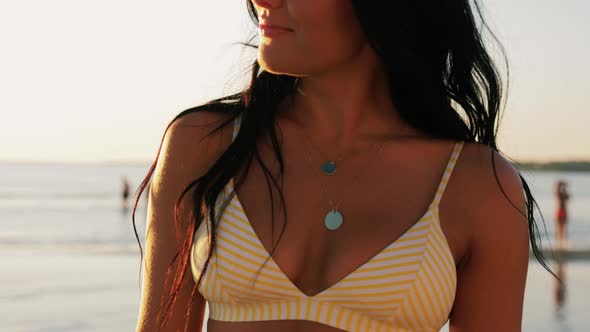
<box><xmin>2</xmin><ymin>158</ymin><xmax>590</xmax><ymax>166</ymax></box>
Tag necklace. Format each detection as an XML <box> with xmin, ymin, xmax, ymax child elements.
<box><xmin>301</xmin><ymin>136</ymin><xmax>345</xmax><ymax>175</ymax></box>
<box><xmin>298</xmin><ymin>134</ymin><xmax>384</xmax><ymax>231</ymax></box>
<box><xmin>298</xmin><ymin>128</ymin><xmax>355</xmax><ymax>176</ymax></box>
<box><xmin>294</xmin><ymin>85</ymin><xmax>345</xmax><ymax>175</ymax></box>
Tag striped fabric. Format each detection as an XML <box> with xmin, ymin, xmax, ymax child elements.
<box><xmin>190</xmin><ymin>115</ymin><xmax>463</xmax><ymax>331</ymax></box>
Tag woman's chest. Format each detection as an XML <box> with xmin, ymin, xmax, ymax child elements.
<box><xmin>227</xmin><ymin>141</ymin><xmax>469</xmax><ymax>297</ymax></box>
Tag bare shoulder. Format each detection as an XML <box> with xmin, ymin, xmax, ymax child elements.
<box><xmin>153</xmin><ymin>110</ymin><xmax>234</xmax><ymax>193</ymax></box>
<box><xmin>457</xmin><ymin>141</ymin><xmax>528</xmax><ymax>239</ymax></box>
<box><xmin>448</xmin><ymin>141</ymin><xmax>529</xmax><ymax>331</ymax></box>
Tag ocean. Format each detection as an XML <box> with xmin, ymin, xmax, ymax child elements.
<box><xmin>0</xmin><ymin>162</ymin><xmax>588</xmax><ymax>331</ymax></box>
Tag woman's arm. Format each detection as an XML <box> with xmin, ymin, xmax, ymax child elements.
<box><xmin>449</xmin><ymin>147</ymin><xmax>530</xmax><ymax>331</ymax></box>
<box><xmin>135</xmin><ymin>111</ymin><xmax>232</xmax><ymax>332</ymax></box>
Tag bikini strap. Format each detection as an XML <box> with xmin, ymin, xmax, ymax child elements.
<box><xmin>432</xmin><ymin>141</ymin><xmax>464</xmax><ymax>207</ymax></box>
<box><xmin>232</xmin><ymin>113</ymin><xmax>242</xmax><ymax>142</ymax></box>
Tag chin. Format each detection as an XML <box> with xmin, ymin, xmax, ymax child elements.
<box><xmin>259</xmin><ymin>57</ymin><xmax>290</xmax><ymax>75</ymax></box>
<box><xmin>258</xmin><ymin>49</ymin><xmax>302</xmax><ymax>76</ymax></box>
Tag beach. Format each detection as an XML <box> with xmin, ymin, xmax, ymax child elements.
<box><xmin>1</xmin><ymin>163</ymin><xmax>589</xmax><ymax>331</ymax></box>
<box><xmin>1</xmin><ymin>245</ymin><xmax>139</xmax><ymax>332</ymax></box>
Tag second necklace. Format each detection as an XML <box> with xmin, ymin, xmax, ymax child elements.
<box><xmin>299</xmin><ymin>133</ymin><xmax>384</xmax><ymax>231</ymax></box>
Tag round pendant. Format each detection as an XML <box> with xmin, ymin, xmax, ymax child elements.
<box><xmin>325</xmin><ymin>210</ymin><xmax>343</xmax><ymax>230</ymax></box>
<box><xmin>322</xmin><ymin>161</ymin><xmax>337</xmax><ymax>175</ymax></box>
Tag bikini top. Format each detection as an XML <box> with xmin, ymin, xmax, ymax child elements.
<box><xmin>191</xmin><ymin>114</ymin><xmax>463</xmax><ymax>331</ymax></box>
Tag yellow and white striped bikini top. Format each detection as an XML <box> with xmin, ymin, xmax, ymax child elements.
<box><xmin>191</xmin><ymin>115</ymin><xmax>463</xmax><ymax>331</ymax></box>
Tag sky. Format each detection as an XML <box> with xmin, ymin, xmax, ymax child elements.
<box><xmin>0</xmin><ymin>0</ymin><xmax>588</xmax><ymax>163</ymax></box>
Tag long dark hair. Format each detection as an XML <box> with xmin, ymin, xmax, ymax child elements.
<box><xmin>132</xmin><ymin>0</ymin><xmax>553</xmax><ymax>330</ymax></box>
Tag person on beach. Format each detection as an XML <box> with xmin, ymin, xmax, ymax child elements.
<box><xmin>135</xmin><ymin>1</ymin><xmax>552</xmax><ymax>331</ymax></box>
<box><xmin>555</xmin><ymin>180</ymin><xmax>570</xmax><ymax>249</ymax></box>
<box><xmin>122</xmin><ymin>176</ymin><xmax>131</xmax><ymax>211</ymax></box>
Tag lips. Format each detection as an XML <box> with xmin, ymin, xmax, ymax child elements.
<box><xmin>258</xmin><ymin>22</ymin><xmax>293</xmax><ymax>37</ymax></box>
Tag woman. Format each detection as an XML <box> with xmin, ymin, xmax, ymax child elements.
<box><xmin>555</xmin><ymin>180</ymin><xmax>570</xmax><ymax>249</ymax></box>
<box><xmin>134</xmin><ymin>0</ymin><xmax>551</xmax><ymax>331</ymax></box>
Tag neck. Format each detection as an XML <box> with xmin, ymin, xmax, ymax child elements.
<box><xmin>279</xmin><ymin>44</ymin><xmax>411</xmax><ymax>152</ymax></box>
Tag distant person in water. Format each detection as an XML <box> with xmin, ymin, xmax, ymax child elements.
<box><xmin>555</xmin><ymin>180</ymin><xmax>570</xmax><ymax>248</ymax></box>
<box><xmin>122</xmin><ymin>176</ymin><xmax>131</xmax><ymax>211</ymax></box>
